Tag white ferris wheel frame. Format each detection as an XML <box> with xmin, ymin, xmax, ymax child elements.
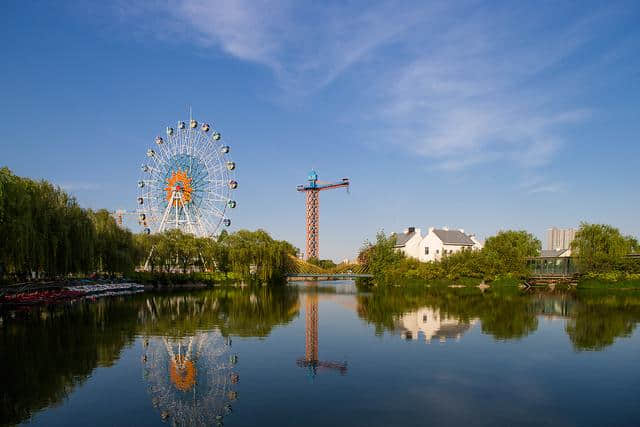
<box><xmin>137</xmin><ymin>119</ymin><xmax>236</xmax><ymax>238</ymax></box>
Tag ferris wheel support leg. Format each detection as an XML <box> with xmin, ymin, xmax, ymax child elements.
<box><xmin>179</xmin><ymin>193</ymin><xmax>196</xmax><ymax>235</ymax></box>
<box><xmin>144</xmin><ymin>245</ymin><xmax>156</xmax><ymax>271</ymax></box>
<box><xmin>158</xmin><ymin>190</ymin><xmax>176</xmax><ymax>233</ymax></box>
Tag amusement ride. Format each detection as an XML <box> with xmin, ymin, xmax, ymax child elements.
<box><xmin>137</xmin><ymin>117</ymin><xmax>237</xmax><ymax>237</ymax></box>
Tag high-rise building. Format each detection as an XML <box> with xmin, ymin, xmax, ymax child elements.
<box><xmin>546</xmin><ymin>227</ymin><xmax>577</xmax><ymax>250</ymax></box>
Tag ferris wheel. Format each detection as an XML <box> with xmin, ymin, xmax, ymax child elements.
<box><xmin>137</xmin><ymin>118</ymin><xmax>237</xmax><ymax>237</ymax></box>
<box><xmin>142</xmin><ymin>332</ymin><xmax>238</xmax><ymax>425</ymax></box>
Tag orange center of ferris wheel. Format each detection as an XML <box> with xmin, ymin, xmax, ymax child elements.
<box><xmin>165</xmin><ymin>170</ymin><xmax>193</xmax><ymax>206</ymax></box>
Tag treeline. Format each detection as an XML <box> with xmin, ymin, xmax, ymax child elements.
<box><xmin>0</xmin><ymin>168</ymin><xmax>141</xmax><ymax>280</ymax></box>
<box><xmin>358</xmin><ymin>223</ymin><xmax>640</xmax><ymax>286</ymax></box>
<box><xmin>358</xmin><ymin>230</ymin><xmax>541</xmax><ymax>286</ymax></box>
<box><xmin>0</xmin><ymin>168</ymin><xmax>298</xmax><ymax>284</ymax></box>
<box><xmin>138</xmin><ymin>228</ymin><xmax>297</xmax><ymax>283</ymax></box>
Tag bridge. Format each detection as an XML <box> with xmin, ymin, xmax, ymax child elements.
<box><xmin>285</xmin><ymin>256</ymin><xmax>371</xmax><ymax>280</ymax></box>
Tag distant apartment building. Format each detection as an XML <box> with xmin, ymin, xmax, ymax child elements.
<box><xmin>546</xmin><ymin>227</ymin><xmax>577</xmax><ymax>250</ymax></box>
<box><xmin>394</xmin><ymin>226</ymin><xmax>482</xmax><ymax>262</ymax></box>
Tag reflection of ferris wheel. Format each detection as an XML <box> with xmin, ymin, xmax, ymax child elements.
<box><xmin>137</xmin><ymin>118</ymin><xmax>237</xmax><ymax>237</ymax></box>
<box><xmin>142</xmin><ymin>332</ymin><xmax>239</xmax><ymax>425</ymax></box>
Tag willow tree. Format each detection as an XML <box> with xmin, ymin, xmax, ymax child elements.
<box><xmin>571</xmin><ymin>222</ymin><xmax>639</xmax><ymax>273</ymax></box>
<box><xmin>224</xmin><ymin>229</ymin><xmax>297</xmax><ymax>282</ymax></box>
<box><xmin>0</xmin><ymin>168</ymin><xmax>140</xmax><ymax>280</ymax></box>
<box><xmin>91</xmin><ymin>209</ymin><xmax>141</xmax><ymax>275</ymax></box>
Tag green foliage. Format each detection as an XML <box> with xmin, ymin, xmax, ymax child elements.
<box><xmin>92</xmin><ymin>209</ymin><xmax>141</xmax><ymax>274</ymax></box>
<box><xmin>357</xmin><ymin>229</ymin><xmax>538</xmax><ymax>286</ymax></box>
<box><xmin>358</xmin><ymin>231</ymin><xmax>405</xmax><ymax>285</ymax></box>
<box><xmin>0</xmin><ymin>168</ymin><xmax>140</xmax><ymax>280</ymax></box>
<box><xmin>571</xmin><ymin>222</ymin><xmax>638</xmax><ymax>273</ymax></box>
<box><xmin>0</xmin><ymin>169</ymin><xmax>297</xmax><ymax>285</ymax></box>
<box><xmin>307</xmin><ymin>257</ymin><xmax>337</xmax><ymax>270</ymax></box>
<box><xmin>138</xmin><ymin>228</ymin><xmax>297</xmax><ymax>284</ymax></box>
<box><xmin>483</xmin><ymin>230</ymin><xmax>540</xmax><ymax>274</ymax></box>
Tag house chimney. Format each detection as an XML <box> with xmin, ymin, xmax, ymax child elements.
<box><xmin>459</xmin><ymin>229</ymin><xmax>464</xmax><ymax>234</ymax></box>
<box><xmin>428</xmin><ymin>227</ymin><xmax>434</xmax><ymax>233</ymax></box>
<box><xmin>408</xmin><ymin>227</ymin><xmax>415</xmax><ymax>233</ymax></box>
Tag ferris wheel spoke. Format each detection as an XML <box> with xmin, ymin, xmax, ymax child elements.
<box><xmin>201</xmin><ymin>201</ymin><xmax>227</xmax><ymax>219</ymax></box>
<box><xmin>191</xmin><ymin>205</ymin><xmax>214</xmax><ymax>236</ymax></box>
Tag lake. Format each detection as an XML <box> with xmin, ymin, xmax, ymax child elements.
<box><xmin>2</xmin><ymin>281</ymin><xmax>639</xmax><ymax>426</ymax></box>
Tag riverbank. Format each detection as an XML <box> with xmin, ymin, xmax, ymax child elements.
<box><xmin>357</xmin><ymin>274</ymin><xmax>640</xmax><ymax>291</ymax></box>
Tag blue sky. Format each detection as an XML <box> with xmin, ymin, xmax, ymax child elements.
<box><xmin>1</xmin><ymin>1</ymin><xmax>639</xmax><ymax>261</ymax></box>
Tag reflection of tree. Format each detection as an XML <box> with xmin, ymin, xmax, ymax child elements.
<box><xmin>0</xmin><ymin>287</ymin><xmax>299</xmax><ymax>426</ymax></box>
<box><xmin>0</xmin><ymin>298</ymin><xmax>139</xmax><ymax>426</ymax></box>
<box><xmin>478</xmin><ymin>296</ymin><xmax>538</xmax><ymax>340</ymax></box>
<box><xmin>566</xmin><ymin>291</ymin><xmax>640</xmax><ymax>351</ymax></box>
<box><xmin>138</xmin><ymin>287</ymin><xmax>299</xmax><ymax>338</ymax></box>
<box><xmin>359</xmin><ymin>287</ymin><xmax>640</xmax><ymax>348</ymax></box>
<box><xmin>358</xmin><ymin>287</ymin><xmax>539</xmax><ymax>341</ymax></box>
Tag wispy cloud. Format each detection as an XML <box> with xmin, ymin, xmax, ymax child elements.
<box><xmin>115</xmin><ymin>0</ymin><xmax>424</xmax><ymax>96</ymax></box>
<box><xmin>109</xmin><ymin>1</ymin><xmax>626</xmax><ymax>182</ymax></box>
<box><xmin>365</xmin><ymin>5</ymin><xmax>605</xmax><ymax>175</ymax></box>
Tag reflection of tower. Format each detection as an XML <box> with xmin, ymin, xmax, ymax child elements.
<box><xmin>305</xmin><ymin>292</ymin><xmax>319</xmax><ymax>363</ymax></box>
<box><xmin>297</xmin><ymin>290</ymin><xmax>347</xmax><ymax>377</ymax></box>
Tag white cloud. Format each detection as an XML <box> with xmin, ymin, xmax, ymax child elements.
<box><xmin>117</xmin><ymin>0</ymin><xmax>425</xmax><ymax>96</ymax></box>
<box><xmin>111</xmin><ymin>1</ymin><xmax>616</xmax><ymax>178</ymax></box>
<box><xmin>366</xmin><ymin>6</ymin><xmax>603</xmax><ymax>173</ymax></box>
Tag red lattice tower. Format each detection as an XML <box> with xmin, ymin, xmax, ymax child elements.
<box><xmin>296</xmin><ymin>170</ymin><xmax>349</xmax><ymax>260</ymax></box>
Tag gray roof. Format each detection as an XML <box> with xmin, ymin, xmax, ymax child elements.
<box><xmin>394</xmin><ymin>232</ymin><xmax>416</xmax><ymax>247</ymax></box>
<box><xmin>540</xmin><ymin>249</ymin><xmax>568</xmax><ymax>257</ymax></box>
<box><xmin>432</xmin><ymin>229</ymin><xmax>475</xmax><ymax>246</ymax></box>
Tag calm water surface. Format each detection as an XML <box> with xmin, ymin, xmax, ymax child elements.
<box><xmin>2</xmin><ymin>281</ymin><xmax>640</xmax><ymax>426</ymax></box>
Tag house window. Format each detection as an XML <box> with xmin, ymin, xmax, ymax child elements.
<box><xmin>425</xmin><ymin>247</ymin><xmax>429</xmax><ymax>255</ymax></box>
<box><xmin>436</xmin><ymin>249</ymin><xmax>439</xmax><ymax>254</ymax></box>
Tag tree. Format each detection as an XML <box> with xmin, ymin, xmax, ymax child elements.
<box><xmin>483</xmin><ymin>230</ymin><xmax>540</xmax><ymax>275</ymax></box>
<box><xmin>571</xmin><ymin>222</ymin><xmax>638</xmax><ymax>273</ymax></box>
<box><xmin>307</xmin><ymin>258</ymin><xmax>337</xmax><ymax>270</ymax></box>
<box><xmin>358</xmin><ymin>231</ymin><xmax>405</xmax><ymax>285</ymax></box>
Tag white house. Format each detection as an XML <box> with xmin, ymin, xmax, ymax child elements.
<box><xmin>395</xmin><ymin>307</ymin><xmax>478</xmax><ymax>343</ymax></box>
<box><xmin>393</xmin><ymin>227</ymin><xmax>423</xmax><ymax>258</ymax></box>
<box><xmin>418</xmin><ymin>227</ymin><xmax>483</xmax><ymax>262</ymax></box>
